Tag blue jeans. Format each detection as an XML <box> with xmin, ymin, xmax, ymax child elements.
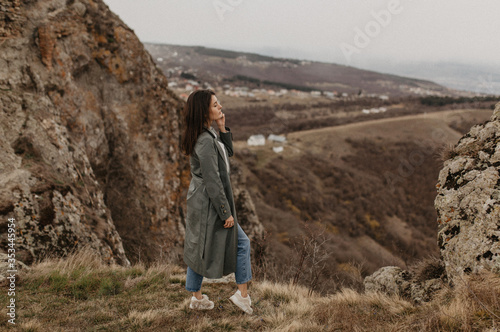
<box><xmin>185</xmin><ymin>224</ymin><xmax>252</xmax><ymax>292</ymax></box>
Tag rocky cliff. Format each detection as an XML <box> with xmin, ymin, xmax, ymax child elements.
<box><xmin>0</xmin><ymin>0</ymin><xmax>264</xmax><ymax>268</ymax></box>
<box><xmin>0</xmin><ymin>0</ymin><xmax>190</xmax><ymax>266</ymax></box>
<box><xmin>436</xmin><ymin>103</ymin><xmax>500</xmax><ymax>279</ymax></box>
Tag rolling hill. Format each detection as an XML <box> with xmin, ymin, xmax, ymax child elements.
<box><xmin>232</xmin><ymin>109</ymin><xmax>493</xmax><ymax>292</ymax></box>
<box><xmin>145</xmin><ymin>43</ymin><xmax>457</xmax><ymax>97</ymax></box>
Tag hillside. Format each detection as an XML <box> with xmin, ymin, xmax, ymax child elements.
<box><xmin>4</xmin><ymin>107</ymin><xmax>499</xmax><ymax>331</ymax></box>
<box><xmin>233</xmin><ymin>109</ymin><xmax>493</xmax><ymax>291</ymax></box>
<box><xmin>3</xmin><ymin>247</ymin><xmax>500</xmax><ymax>331</ymax></box>
<box><xmin>2</xmin><ymin>0</ymin><xmax>497</xmax><ymax>303</ymax></box>
<box><xmin>145</xmin><ymin>43</ymin><xmax>456</xmax><ymax>97</ymax></box>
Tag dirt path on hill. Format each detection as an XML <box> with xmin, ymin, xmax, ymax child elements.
<box><xmin>288</xmin><ymin>109</ymin><xmax>492</xmax><ymax>137</ymax></box>
<box><xmin>234</xmin><ymin>108</ymin><xmax>493</xmax><ymax>165</ymax></box>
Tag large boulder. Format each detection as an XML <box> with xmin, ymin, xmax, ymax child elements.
<box><xmin>364</xmin><ymin>258</ymin><xmax>446</xmax><ymax>303</ymax></box>
<box><xmin>364</xmin><ymin>266</ymin><xmax>412</xmax><ymax>297</ymax></box>
<box><xmin>435</xmin><ymin>103</ymin><xmax>500</xmax><ymax>280</ymax></box>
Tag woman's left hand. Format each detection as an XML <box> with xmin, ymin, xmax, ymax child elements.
<box><xmin>215</xmin><ymin>112</ymin><xmax>226</xmax><ymax>132</ymax></box>
<box><xmin>223</xmin><ymin>215</ymin><xmax>234</xmax><ymax>228</ymax></box>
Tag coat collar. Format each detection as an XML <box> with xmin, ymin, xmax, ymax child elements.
<box><xmin>203</xmin><ymin>126</ymin><xmax>217</xmax><ymax>138</ymax></box>
<box><xmin>202</xmin><ymin>127</ymin><xmax>227</xmax><ymax>168</ymax></box>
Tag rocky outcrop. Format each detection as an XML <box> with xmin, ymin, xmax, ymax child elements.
<box><xmin>364</xmin><ymin>266</ymin><xmax>412</xmax><ymax>296</ymax></box>
<box><xmin>364</xmin><ymin>105</ymin><xmax>499</xmax><ymax>300</ymax></box>
<box><xmin>230</xmin><ymin>159</ymin><xmax>265</xmax><ymax>242</ymax></box>
<box><xmin>435</xmin><ymin>104</ymin><xmax>500</xmax><ymax>280</ymax></box>
<box><xmin>0</xmin><ymin>0</ymin><xmax>187</xmax><ymax>266</ymax></box>
<box><xmin>364</xmin><ymin>258</ymin><xmax>446</xmax><ymax>303</ymax></box>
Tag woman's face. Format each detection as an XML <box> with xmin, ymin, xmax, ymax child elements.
<box><xmin>207</xmin><ymin>95</ymin><xmax>222</xmax><ymax>123</ymax></box>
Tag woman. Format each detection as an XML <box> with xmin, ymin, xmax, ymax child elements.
<box><xmin>181</xmin><ymin>89</ymin><xmax>253</xmax><ymax>314</ymax></box>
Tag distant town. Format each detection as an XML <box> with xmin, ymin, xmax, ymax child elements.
<box><xmin>155</xmin><ymin>56</ymin><xmax>445</xmax><ymax>102</ymax></box>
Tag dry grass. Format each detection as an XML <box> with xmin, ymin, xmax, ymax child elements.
<box><xmin>2</xmin><ymin>248</ymin><xmax>500</xmax><ymax>331</ymax></box>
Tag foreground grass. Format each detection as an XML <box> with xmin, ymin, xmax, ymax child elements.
<box><xmin>2</xmin><ymin>248</ymin><xmax>500</xmax><ymax>331</ymax></box>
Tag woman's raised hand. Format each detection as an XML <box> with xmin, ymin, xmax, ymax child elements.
<box><xmin>215</xmin><ymin>112</ymin><xmax>226</xmax><ymax>132</ymax></box>
<box><xmin>224</xmin><ymin>215</ymin><xmax>234</xmax><ymax>228</ymax></box>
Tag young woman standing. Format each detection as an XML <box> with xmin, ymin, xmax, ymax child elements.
<box><xmin>181</xmin><ymin>89</ymin><xmax>253</xmax><ymax>314</ymax></box>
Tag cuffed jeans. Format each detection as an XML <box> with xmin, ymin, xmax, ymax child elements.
<box><xmin>185</xmin><ymin>224</ymin><xmax>252</xmax><ymax>292</ymax></box>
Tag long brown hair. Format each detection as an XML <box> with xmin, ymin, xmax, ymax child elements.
<box><xmin>181</xmin><ymin>89</ymin><xmax>215</xmax><ymax>155</ymax></box>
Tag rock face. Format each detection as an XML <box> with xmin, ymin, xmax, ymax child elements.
<box><xmin>435</xmin><ymin>104</ymin><xmax>500</xmax><ymax>279</ymax></box>
<box><xmin>230</xmin><ymin>159</ymin><xmax>265</xmax><ymax>243</ymax></box>
<box><xmin>0</xmin><ymin>0</ymin><xmax>265</xmax><ymax>269</ymax></box>
<box><xmin>0</xmin><ymin>0</ymin><xmax>187</xmax><ymax>266</ymax></box>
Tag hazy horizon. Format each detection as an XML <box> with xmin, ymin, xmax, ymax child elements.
<box><xmin>103</xmin><ymin>0</ymin><xmax>500</xmax><ymax>95</ymax></box>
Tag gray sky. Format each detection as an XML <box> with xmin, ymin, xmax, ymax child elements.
<box><xmin>103</xmin><ymin>0</ymin><xmax>500</xmax><ymax>70</ymax></box>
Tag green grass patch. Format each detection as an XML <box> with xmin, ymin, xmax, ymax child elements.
<box><xmin>124</xmin><ymin>266</ymin><xmax>145</xmax><ymax>278</ymax></box>
<box><xmin>48</xmin><ymin>270</ymin><xmax>69</xmax><ymax>293</ymax></box>
<box><xmin>70</xmin><ymin>266</ymin><xmax>86</xmax><ymax>280</ymax></box>
<box><xmin>98</xmin><ymin>274</ymin><xmax>123</xmax><ymax>296</ymax></box>
<box><xmin>23</xmin><ymin>275</ymin><xmax>45</xmax><ymax>291</ymax></box>
<box><xmin>70</xmin><ymin>273</ymin><xmax>101</xmax><ymax>300</ymax></box>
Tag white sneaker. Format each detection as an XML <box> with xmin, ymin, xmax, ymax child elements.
<box><xmin>189</xmin><ymin>294</ymin><xmax>214</xmax><ymax>310</ymax></box>
<box><xmin>229</xmin><ymin>290</ymin><xmax>253</xmax><ymax>314</ymax></box>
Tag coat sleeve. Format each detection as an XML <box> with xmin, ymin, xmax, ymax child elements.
<box><xmin>195</xmin><ymin>136</ymin><xmax>232</xmax><ymax>221</ymax></box>
<box><xmin>219</xmin><ymin>126</ymin><xmax>233</xmax><ymax>157</ymax></box>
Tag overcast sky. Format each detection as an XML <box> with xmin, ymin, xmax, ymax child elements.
<box><xmin>103</xmin><ymin>0</ymin><xmax>500</xmax><ymax>71</ymax></box>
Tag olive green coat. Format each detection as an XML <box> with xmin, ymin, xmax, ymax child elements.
<box><xmin>183</xmin><ymin>127</ymin><xmax>238</xmax><ymax>278</ymax></box>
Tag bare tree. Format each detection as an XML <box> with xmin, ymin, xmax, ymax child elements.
<box><xmin>290</xmin><ymin>222</ymin><xmax>331</xmax><ymax>295</ymax></box>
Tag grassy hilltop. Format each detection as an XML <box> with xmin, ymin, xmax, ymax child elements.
<box><xmin>3</xmin><ymin>247</ymin><xmax>500</xmax><ymax>331</ymax></box>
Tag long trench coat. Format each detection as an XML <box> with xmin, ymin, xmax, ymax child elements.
<box><xmin>183</xmin><ymin>126</ymin><xmax>238</xmax><ymax>278</ymax></box>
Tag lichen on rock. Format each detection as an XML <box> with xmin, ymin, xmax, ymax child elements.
<box><xmin>364</xmin><ymin>258</ymin><xmax>447</xmax><ymax>303</ymax></box>
<box><xmin>435</xmin><ymin>102</ymin><xmax>500</xmax><ymax>280</ymax></box>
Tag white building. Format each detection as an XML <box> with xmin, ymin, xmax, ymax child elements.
<box><xmin>268</xmin><ymin>134</ymin><xmax>286</xmax><ymax>143</ymax></box>
<box><xmin>362</xmin><ymin>107</ymin><xmax>388</xmax><ymax>114</ymax></box>
<box><xmin>272</xmin><ymin>146</ymin><xmax>284</xmax><ymax>153</ymax></box>
<box><xmin>247</xmin><ymin>135</ymin><xmax>266</xmax><ymax>146</ymax></box>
